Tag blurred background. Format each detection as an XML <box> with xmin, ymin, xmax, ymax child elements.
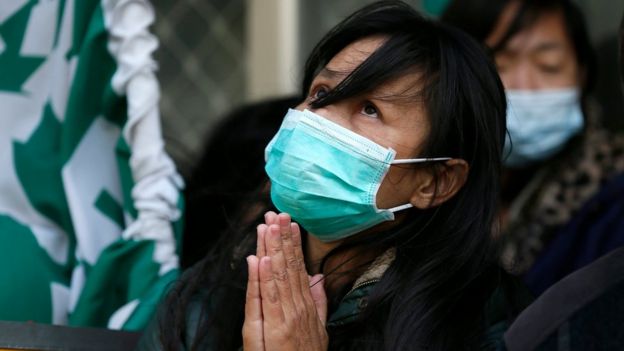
<box><xmin>152</xmin><ymin>0</ymin><xmax>624</xmax><ymax>177</ymax></box>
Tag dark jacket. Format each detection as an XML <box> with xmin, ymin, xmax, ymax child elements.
<box><xmin>136</xmin><ymin>250</ymin><xmax>524</xmax><ymax>351</ymax></box>
<box><xmin>501</xmin><ymin>126</ymin><xmax>624</xmax><ymax>295</ymax></box>
<box><xmin>504</xmin><ymin>246</ymin><xmax>624</xmax><ymax>351</ymax></box>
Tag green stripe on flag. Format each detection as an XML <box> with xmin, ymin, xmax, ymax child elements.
<box><xmin>60</xmin><ymin>1</ymin><xmax>120</xmax><ymax>164</ymax></box>
<box><xmin>0</xmin><ymin>215</ymin><xmax>70</xmax><ymax>323</ymax></box>
<box><xmin>0</xmin><ymin>0</ymin><xmax>45</xmax><ymax>93</ymax></box>
<box><xmin>121</xmin><ymin>269</ymin><xmax>178</xmax><ymax>331</ymax></box>
<box><xmin>13</xmin><ymin>102</ymin><xmax>75</xmax><ymax>237</ymax></box>
<box><xmin>94</xmin><ymin>190</ymin><xmax>125</xmax><ymax>229</ymax></box>
<box><xmin>116</xmin><ymin>137</ymin><xmax>138</xmax><ymax>219</ymax></box>
<box><xmin>68</xmin><ymin>239</ymin><xmax>176</xmax><ymax>328</ymax></box>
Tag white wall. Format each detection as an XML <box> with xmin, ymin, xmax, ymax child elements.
<box><xmin>246</xmin><ymin>0</ymin><xmax>300</xmax><ymax>102</ymax></box>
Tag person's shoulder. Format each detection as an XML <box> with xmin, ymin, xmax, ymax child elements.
<box><xmin>503</xmin><ymin>246</ymin><xmax>624</xmax><ymax>350</ymax></box>
<box><xmin>577</xmin><ymin>126</ymin><xmax>624</xmax><ymax>175</ymax></box>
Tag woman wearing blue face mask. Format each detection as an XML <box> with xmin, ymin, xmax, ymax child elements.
<box><xmin>136</xmin><ymin>2</ymin><xmax>527</xmax><ymax>350</ymax></box>
<box><xmin>443</xmin><ymin>0</ymin><xmax>624</xmax><ymax>295</ymax></box>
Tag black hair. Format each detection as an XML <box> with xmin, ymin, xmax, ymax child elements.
<box><xmin>620</xmin><ymin>10</ymin><xmax>624</xmax><ymax>88</ymax></box>
<box><xmin>181</xmin><ymin>96</ymin><xmax>300</xmax><ymax>269</ymax></box>
<box><xmin>160</xmin><ymin>1</ymin><xmax>509</xmax><ymax>350</ymax></box>
<box><xmin>442</xmin><ymin>0</ymin><xmax>597</xmax><ymax>108</ymax></box>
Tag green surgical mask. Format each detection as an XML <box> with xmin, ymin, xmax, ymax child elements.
<box><xmin>265</xmin><ymin>109</ymin><xmax>449</xmax><ymax>242</ymax></box>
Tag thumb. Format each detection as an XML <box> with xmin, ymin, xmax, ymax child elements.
<box><xmin>309</xmin><ymin>274</ymin><xmax>327</xmax><ymax>325</ymax></box>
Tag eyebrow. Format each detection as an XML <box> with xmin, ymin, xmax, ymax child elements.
<box><xmin>316</xmin><ymin>67</ymin><xmax>426</xmax><ymax>106</ymax></box>
<box><xmin>370</xmin><ymin>90</ymin><xmax>425</xmax><ymax>106</ymax></box>
<box><xmin>317</xmin><ymin>68</ymin><xmax>350</xmax><ymax>80</ymax></box>
<box><xmin>500</xmin><ymin>42</ymin><xmax>566</xmax><ymax>56</ymax></box>
<box><xmin>531</xmin><ymin>42</ymin><xmax>566</xmax><ymax>54</ymax></box>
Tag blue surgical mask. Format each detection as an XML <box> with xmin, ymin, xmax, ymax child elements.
<box><xmin>264</xmin><ymin>109</ymin><xmax>450</xmax><ymax>242</ymax></box>
<box><xmin>504</xmin><ymin>88</ymin><xmax>584</xmax><ymax>168</ymax></box>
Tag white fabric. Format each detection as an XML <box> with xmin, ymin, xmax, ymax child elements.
<box><xmin>102</xmin><ymin>0</ymin><xmax>183</xmax><ymax>277</ymax></box>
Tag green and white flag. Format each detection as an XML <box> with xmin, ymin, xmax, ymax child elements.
<box><xmin>0</xmin><ymin>0</ymin><xmax>183</xmax><ymax>330</ymax></box>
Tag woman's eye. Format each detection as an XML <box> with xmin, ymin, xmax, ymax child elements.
<box><xmin>361</xmin><ymin>103</ymin><xmax>379</xmax><ymax>118</ymax></box>
<box><xmin>313</xmin><ymin>86</ymin><xmax>329</xmax><ymax>99</ymax></box>
<box><xmin>539</xmin><ymin>64</ymin><xmax>562</xmax><ymax>74</ymax></box>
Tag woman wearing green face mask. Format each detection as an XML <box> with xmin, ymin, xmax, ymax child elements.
<box><xmin>443</xmin><ymin>0</ymin><xmax>624</xmax><ymax>295</ymax></box>
<box><xmin>137</xmin><ymin>2</ymin><xmax>527</xmax><ymax>350</ymax></box>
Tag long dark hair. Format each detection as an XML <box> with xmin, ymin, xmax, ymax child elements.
<box><xmin>442</xmin><ymin>0</ymin><xmax>597</xmax><ymax>111</ymax></box>
<box><xmin>620</xmin><ymin>10</ymin><xmax>624</xmax><ymax>87</ymax></box>
<box><xmin>160</xmin><ymin>1</ymin><xmax>507</xmax><ymax>350</ymax></box>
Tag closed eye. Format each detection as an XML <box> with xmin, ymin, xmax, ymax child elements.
<box><xmin>538</xmin><ymin>64</ymin><xmax>562</xmax><ymax>74</ymax></box>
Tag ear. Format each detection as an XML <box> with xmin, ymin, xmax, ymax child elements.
<box><xmin>409</xmin><ymin>159</ymin><xmax>469</xmax><ymax>209</ymax></box>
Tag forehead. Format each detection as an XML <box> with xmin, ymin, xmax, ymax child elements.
<box><xmin>322</xmin><ymin>36</ymin><xmax>425</xmax><ymax>102</ymax></box>
<box><xmin>325</xmin><ymin>35</ymin><xmax>387</xmax><ymax>72</ymax></box>
<box><xmin>487</xmin><ymin>5</ymin><xmax>573</xmax><ymax>56</ymax></box>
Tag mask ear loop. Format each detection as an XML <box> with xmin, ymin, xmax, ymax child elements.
<box><xmin>391</xmin><ymin>157</ymin><xmax>451</xmax><ymax>164</ymax></box>
<box><xmin>388</xmin><ymin>203</ymin><xmax>414</xmax><ymax>212</ymax></box>
<box><xmin>385</xmin><ymin>157</ymin><xmax>451</xmax><ymax>213</ymax></box>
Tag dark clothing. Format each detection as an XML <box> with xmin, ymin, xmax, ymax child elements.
<box><xmin>502</xmin><ymin>126</ymin><xmax>624</xmax><ymax>294</ymax></box>
<box><xmin>524</xmin><ymin>173</ymin><xmax>624</xmax><ymax>295</ymax></box>
<box><xmin>503</xmin><ymin>246</ymin><xmax>624</xmax><ymax>351</ymax></box>
<box><xmin>135</xmin><ymin>250</ymin><xmax>526</xmax><ymax>350</ymax></box>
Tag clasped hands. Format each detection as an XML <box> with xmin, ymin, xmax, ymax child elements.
<box><xmin>242</xmin><ymin>212</ymin><xmax>328</xmax><ymax>351</ymax></box>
